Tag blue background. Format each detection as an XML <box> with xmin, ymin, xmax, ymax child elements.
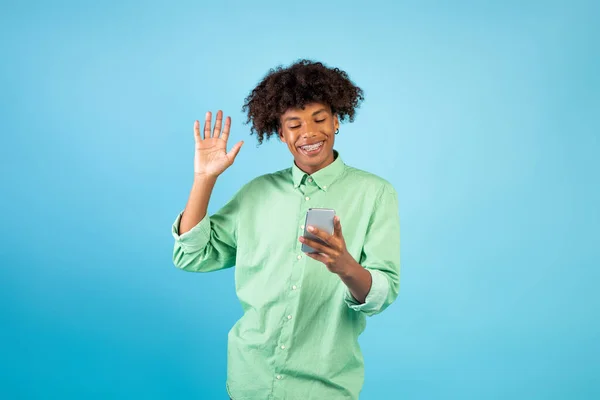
<box><xmin>1</xmin><ymin>0</ymin><xmax>598</xmax><ymax>399</ymax></box>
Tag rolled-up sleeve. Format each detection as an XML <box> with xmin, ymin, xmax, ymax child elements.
<box><xmin>344</xmin><ymin>184</ymin><xmax>400</xmax><ymax>316</ymax></box>
<box><xmin>172</xmin><ymin>212</ymin><xmax>212</xmax><ymax>253</ymax></box>
<box><xmin>172</xmin><ymin>189</ymin><xmax>242</xmax><ymax>273</ymax></box>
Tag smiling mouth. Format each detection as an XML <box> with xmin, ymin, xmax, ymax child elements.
<box><xmin>298</xmin><ymin>141</ymin><xmax>324</xmax><ymax>154</ymax></box>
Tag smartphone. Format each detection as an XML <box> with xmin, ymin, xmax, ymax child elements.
<box><xmin>301</xmin><ymin>208</ymin><xmax>336</xmax><ymax>253</ymax></box>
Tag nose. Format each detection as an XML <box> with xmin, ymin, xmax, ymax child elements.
<box><xmin>301</xmin><ymin>121</ymin><xmax>319</xmax><ymax>137</ymax></box>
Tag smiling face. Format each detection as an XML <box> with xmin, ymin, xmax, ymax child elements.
<box><xmin>278</xmin><ymin>102</ymin><xmax>340</xmax><ymax>175</ymax></box>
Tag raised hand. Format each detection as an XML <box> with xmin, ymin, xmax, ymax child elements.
<box><xmin>194</xmin><ymin>110</ymin><xmax>244</xmax><ymax>177</ymax></box>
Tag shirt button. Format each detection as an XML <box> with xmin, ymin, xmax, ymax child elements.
<box><xmin>308</xmin><ymin>178</ymin><xmax>313</xmax><ymax>183</ymax></box>
<box><xmin>323</xmin><ymin>185</ymin><xmax>327</xmax><ymax>189</ymax></box>
<box><xmin>287</xmin><ymin>315</ymin><xmax>292</xmax><ymax>320</ymax></box>
<box><xmin>305</xmin><ymin>196</ymin><xmax>310</xmax><ymax>201</ymax></box>
<box><xmin>292</xmin><ymin>285</ymin><xmax>297</xmax><ymax>290</ymax></box>
<box><xmin>281</xmin><ymin>345</ymin><xmax>286</xmax><ymax>350</ymax></box>
<box><xmin>300</xmin><ymin>225</ymin><xmax>305</xmax><ymax>230</ymax></box>
<box><xmin>276</xmin><ymin>375</ymin><xmax>282</xmax><ymax>380</ymax></box>
<box><xmin>297</xmin><ymin>255</ymin><xmax>302</xmax><ymax>260</ymax></box>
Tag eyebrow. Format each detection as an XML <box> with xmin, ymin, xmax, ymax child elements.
<box><xmin>284</xmin><ymin>108</ymin><xmax>327</xmax><ymax>122</ymax></box>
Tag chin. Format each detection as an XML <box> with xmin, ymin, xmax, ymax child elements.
<box><xmin>294</xmin><ymin>147</ymin><xmax>334</xmax><ymax>171</ymax></box>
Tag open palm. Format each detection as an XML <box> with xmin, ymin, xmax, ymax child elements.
<box><xmin>194</xmin><ymin>110</ymin><xmax>243</xmax><ymax>177</ymax></box>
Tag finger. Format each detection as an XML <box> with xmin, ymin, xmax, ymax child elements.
<box><xmin>299</xmin><ymin>236</ymin><xmax>334</xmax><ymax>255</ymax></box>
<box><xmin>306</xmin><ymin>226</ymin><xmax>334</xmax><ymax>244</ymax></box>
<box><xmin>306</xmin><ymin>252</ymin><xmax>330</xmax><ymax>264</ymax></box>
<box><xmin>193</xmin><ymin>120</ymin><xmax>200</xmax><ymax>142</ymax></box>
<box><xmin>221</xmin><ymin>116</ymin><xmax>232</xmax><ymax>141</ymax></box>
<box><xmin>203</xmin><ymin>111</ymin><xmax>212</xmax><ymax>140</ymax></box>
<box><xmin>212</xmin><ymin>110</ymin><xmax>223</xmax><ymax>138</ymax></box>
<box><xmin>226</xmin><ymin>141</ymin><xmax>244</xmax><ymax>162</ymax></box>
<box><xmin>333</xmin><ymin>215</ymin><xmax>343</xmax><ymax>238</ymax></box>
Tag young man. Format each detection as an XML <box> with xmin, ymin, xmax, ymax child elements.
<box><xmin>172</xmin><ymin>60</ymin><xmax>400</xmax><ymax>400</ymax></box>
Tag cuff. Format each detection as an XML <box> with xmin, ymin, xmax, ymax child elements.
<box><xmin>172</xmin><ymin>211</ymin><xmax>211</xmax><ymax>253</ymax></box>
<box><xmin>344</xmin><ymin>269</ymin><xmax>390</xmax><ymax>314</ymax></box>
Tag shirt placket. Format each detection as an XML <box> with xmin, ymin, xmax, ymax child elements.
<box><xmin>271</xmin><ymin>177</ymin><xmax>320</xmax><ymax>398</ymax></box>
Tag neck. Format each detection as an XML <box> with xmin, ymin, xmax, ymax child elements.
<box><xmin>295</xmin><ymin>151</ymin><xmax>336</xmax><ymax>175</ymax></box>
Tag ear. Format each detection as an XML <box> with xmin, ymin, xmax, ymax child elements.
<box><xmin>333</xmin><ymin>114</ymin><xmax>340</xmax><ymax>131</ymax></box>
<box><xmin>278</xmin><ymin>127</ymin><xmax>286</xmax><ymax>143</ymax></box>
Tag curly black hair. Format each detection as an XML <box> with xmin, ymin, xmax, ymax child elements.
<box><xmin>242</xmin><ymin>59</ymin><xmax>364</xmax><ymax>144</ymax></box>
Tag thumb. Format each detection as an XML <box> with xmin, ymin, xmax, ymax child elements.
<box><xmin>333</xmin><ymin>215</ymin><xmax>343</xmax><ymax>237</ymax></box>
<box><xmin>227</xmin><ymin>141</ymin><xmax>244</xmax><ymax>163</ymax></box>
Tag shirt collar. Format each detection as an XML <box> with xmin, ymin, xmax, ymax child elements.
<box><xmin>291</xmin><ymin>150</ymin><xmax>345</xmax><ymax>191</ymax></box>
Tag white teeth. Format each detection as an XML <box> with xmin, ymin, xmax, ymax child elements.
<box><xmin>301</xmin><ymin>141</ymin><xmax>323</xmax><ymax>151</ymax></box>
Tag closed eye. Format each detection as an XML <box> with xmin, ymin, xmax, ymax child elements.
<box><xmin>315</xmin><ymin>119</ymin><xmax>326</xmax><ymax>123</ymax></box>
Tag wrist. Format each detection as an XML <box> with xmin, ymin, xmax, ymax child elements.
<box><xmin>193</xmin><ymin>172</ymin><xmax>219</xmax><ymax>183</ymax></box>
<box><xmin>337</xmin><ymin>259</ymin><xmax>361</xmax><ymax>280</ymax></box>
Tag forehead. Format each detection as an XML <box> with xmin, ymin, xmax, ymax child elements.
<box><xmin>281</xmin><ymin>102</ymin><xmax>331</xmax><ymax>118</ymax></box>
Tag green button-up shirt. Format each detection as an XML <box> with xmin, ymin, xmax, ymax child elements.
<box><xmin>172</xmin><ymin>152</ymin><xmax>400</xmax><ymax>400</ymax></box>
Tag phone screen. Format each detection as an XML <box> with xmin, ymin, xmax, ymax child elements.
<box><xmin>301</xmin><ymin>208</ymin><xmax>335</xmax><ymax>253</ymax></box>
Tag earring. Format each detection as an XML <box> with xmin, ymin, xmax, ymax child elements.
<box><xmin>335</xmin><ymin>129</ymin><xmax>339</xmax><ymax>135</ymax></box>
